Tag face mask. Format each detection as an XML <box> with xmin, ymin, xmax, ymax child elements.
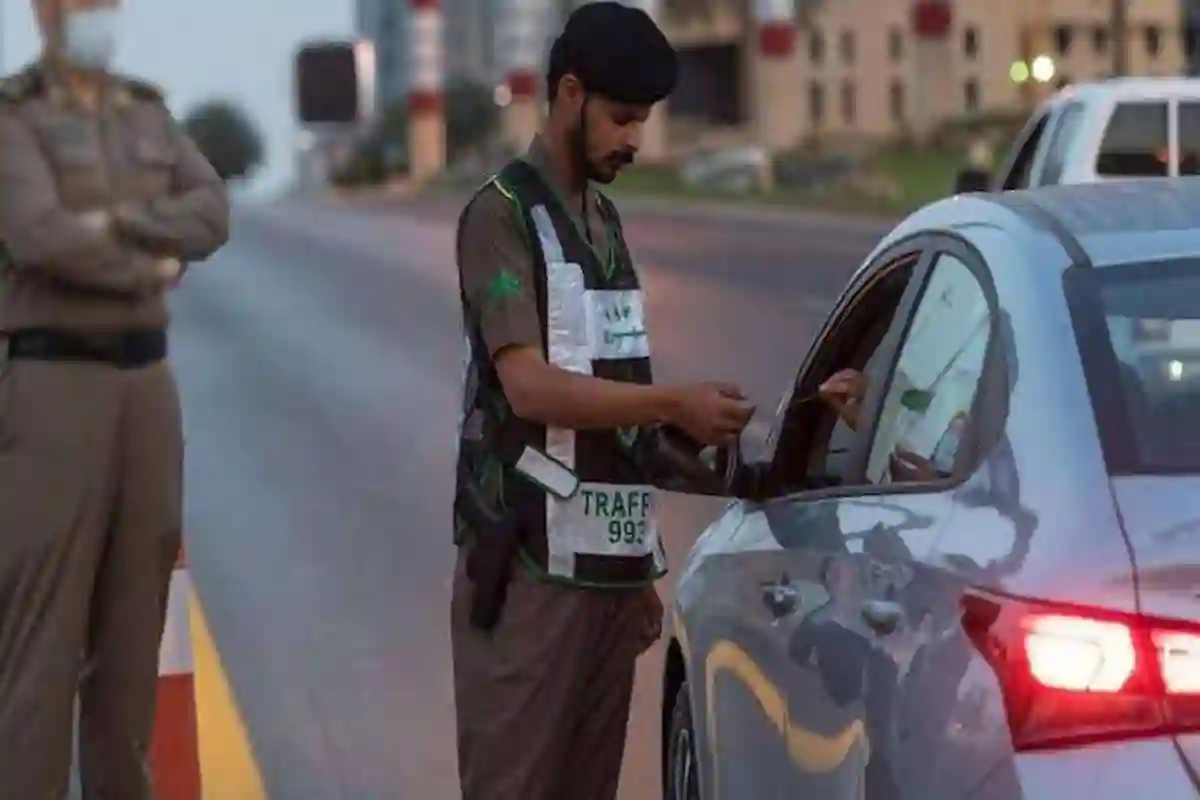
<box><xmin>61</xmin><ymin>8</ymin><xmax>123</xmax><ymax>70</ymax></box>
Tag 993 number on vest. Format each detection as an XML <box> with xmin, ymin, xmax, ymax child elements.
<box><xmin>572</xmin><ymin>486</ymin><xmax>655</xmax><ymax>556</ymax></box>
<box><xmin>608</xmin><ymin>518</ymin><xmax>647</xmax><ymax>545</ymax></box>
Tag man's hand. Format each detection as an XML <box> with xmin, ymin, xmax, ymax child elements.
<box><xmin>889</xmin><ymin>446</ymin><xmax>938</xmax><ymax>482</ymax></box>
<box><xmin>671</xmin><ymin>382</ymin><xmax>755</xmax><ymax>446</ymax></box>
<box><xmin>154</xmin><ymin>257</ymin><xmax>183</xmax><ymax>286</ymax></box>
<box><xmin>634</xmin><ymin>586</ymin><xmax>665</xmax><ymax>656</ymax></box>
<box><xmin>818</xmin><ymin>368</ymin><xmax>867</xmax><ymax>429</ymax></box>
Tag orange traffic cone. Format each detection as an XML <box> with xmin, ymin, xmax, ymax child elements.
<box><xmin>149</xmin><ymin>549</ymin><xmax>201</xmax><ymax>798</ymax></box>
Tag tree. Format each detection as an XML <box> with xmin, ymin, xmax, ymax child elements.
<box><xmin>369</xmin><ymin>81</ymin><xmax>498</xmax><ymax>164</ymax></box>
<box><xmin>181</xmin><ymin>100</ymin><xmax>265</xmax><ymax>182</ymax></box>
<box><xmin>443</xmin><ymin>81</ymin><xmax>499</xmax><ymax>158</ymax></box>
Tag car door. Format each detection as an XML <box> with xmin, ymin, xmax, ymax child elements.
<box><xmin>851</xmin><ymin>240</ymin><xmax>1007</xmax><ymax>798</ymax></box>
<box><xmin>696</xmin><ymin>240</ymin><xmax>937</xmax><ymax>800</ymax></box>
<box><xmin>750</xmin><ymin>238</ymin><xmax>1002</xmax><ymax>799</ymax></box>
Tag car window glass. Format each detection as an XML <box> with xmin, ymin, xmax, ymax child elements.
<box><xmin>1096</xmin><ymin>101</ymin><xmax>1169</xmax><ymax>177</ymax></box>
<box><xmin>769</xmin><ymin>258</ymin><xmax>919</xmax><ymax>495</ymax></box>
<box><xmin>1179</xmin><ymin>101</ymin><xmax>1200</xmax><ymax>175</ymax></box>
<box><xmin>1001</xmin><ymin>112</ymin><xmax>1049</xmax><ymax>190</ymax></box>
<box><xmin>823</xmin><ymin>345</ymin><xmax>887</xmax><ymax>477</ymax></box>
<box><xmin>1038</xmin><ymin>102</ymin><xmax>1085</xmax><ymax>185</ymax></box>
<box><xmin>867</xmin><ymin>254</ymin><xmax>992</xmax><ymax>485</ymax></box>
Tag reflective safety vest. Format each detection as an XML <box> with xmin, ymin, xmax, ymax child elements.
<box><xmin>453</xmin><ymin>159</ymin><xmax>665</xmax><ymax>587</ymax></box>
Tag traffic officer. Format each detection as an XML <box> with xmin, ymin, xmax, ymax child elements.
<box><xmin>451</xmin><ymin>3</ymin><xmax>755</xmax><ymax>798</ymax></box>
<box><xmin>0</xmin><ymin>0</ymin><xmax>229</xmax><ymax>796</ymax></box>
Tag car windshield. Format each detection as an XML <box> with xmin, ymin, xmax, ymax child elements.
<box><xmin>1070</xmin><ymin>260</ymin><xmax>1200</xmax><ymax>473</ymax></box>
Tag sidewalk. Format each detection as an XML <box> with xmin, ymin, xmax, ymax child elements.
<box><xmin>315</xmin><ymin>179</ymin><xmax>897</xmax><ymax>236</ymax></box>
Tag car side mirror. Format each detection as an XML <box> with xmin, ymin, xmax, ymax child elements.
<box><xmin>953</xmin><ymin>168</ymin><xmax>991</xmax><ymax>194</ymax></box>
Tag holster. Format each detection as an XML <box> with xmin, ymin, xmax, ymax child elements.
<box><xmin>455</xmin><ymin>476</ymin><xmax>522</xmax><ymax>632</ymax></box>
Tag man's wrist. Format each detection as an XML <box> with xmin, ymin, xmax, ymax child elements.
<box><xmin>648</xmin><ymin>386</ymin><xmax>682</xmax><ymax>427</ymax></box>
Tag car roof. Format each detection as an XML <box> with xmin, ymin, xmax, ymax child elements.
<box><xmin>880</xmin><ymin>178</ymin><xmax>1200</xmax><ymax>270</ymax></box>
<box><xmin>1050</xmin><ymin>76</ymin><xmax>1200</xmax><ymax>104</ymax></box>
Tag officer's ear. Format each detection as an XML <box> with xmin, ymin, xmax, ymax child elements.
<box><xmin>557</xmin><ymin>73</ymin><xmax>586</xmax><ymax>110</ymax></box>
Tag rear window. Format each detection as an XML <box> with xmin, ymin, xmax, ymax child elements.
<box><xmin>1067</xmin><ymin>260</ymin><xmax>1200</xmax><ymax>473</ymax></box>
<box><xmin>1095</xmin><ymin>101</ymin><xmax>1169</xmax><ymax>177</ymax></box>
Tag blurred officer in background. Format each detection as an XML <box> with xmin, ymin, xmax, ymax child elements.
<box><xmin>0</xmin><ymin>0</ymin><xmax>228</xmax><ymax>796</ymax></box>
<box><xmin>451</xmin><ymin>3</ymin><xmax>755</xmax><ymax>799</ymax></box>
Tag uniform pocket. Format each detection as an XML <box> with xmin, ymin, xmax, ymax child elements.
<box><xmin>129</xmin><ymin>137</ymin><xmax>177</xmax><ymax>195</ymax></box>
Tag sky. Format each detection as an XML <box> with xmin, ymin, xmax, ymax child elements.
<box><xmin>1</xmin><ymin>0</ymin><xmax>355</xmax><ymax>192</ymax></box>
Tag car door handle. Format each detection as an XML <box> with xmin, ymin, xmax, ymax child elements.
<box><xmin>861</xmin><ymin>599</ymin><xmax>904</xmax><ymax>635</ymax></box>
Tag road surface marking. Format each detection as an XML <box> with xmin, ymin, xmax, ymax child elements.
<box><xmin>191</xmin><ymin>595</ymin><xmax>268</xmax><ymax>800</ymax></box>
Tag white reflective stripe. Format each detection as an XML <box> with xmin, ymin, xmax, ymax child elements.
<box><xmin>545</xmin><ymin>260</ymin><xmax>590</xmax><ymax>378</ymax></box>
<box><xmin>548</xmin><ymin>482</ymin><xmax>660</xmax><ymax>558</ymax></box>
<box><xmin>531</xmin><ymin>202</ymin><xmax>661</xmax><ymax>578</ymax></box>
<box><xmin>455</xmin><ymin>332</ymin><xmax>472</xmax><ymax>458</ymax></box>
<box><xmin>410</xmin><ymin>8</ymin><xmax>443</xmax><ymax>91</ymax></box>
<box><xmin>530</xmin><ymin>205</ymin><xmax>564</xmax><ymax>262</ymax></box>
<box><xmin>514</xmin><ymin>446</ymin><xmax>580</xmax><ymax>499</ymax></box>
<box><xmin>534</xmin><ymin>204</ymin><xmax>590</xmax><ymax>383</ymax></box>
<box><xmin>536</xmin><ymin>203</ymin><xmax>581</xmax><ymax>576</ymax></box>
<box><xmin>159</xmin><ymin>568</ymin><xmax>194</xmax><ymax>676</ymax></box>
<box><xmin>586</xmin><ymin>289</ymin><xmax>650</xmax><ymax>360</ymax></box>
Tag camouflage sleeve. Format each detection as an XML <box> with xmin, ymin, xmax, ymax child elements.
<box><xmin>457</xmin><ymin>185</ymin><xmax>543</xmax><ymax>359</ymax></box>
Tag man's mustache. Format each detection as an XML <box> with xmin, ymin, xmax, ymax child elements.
<box><xmin>609</xmin><ymin>150</ymin><xmax>635</xmax><ymax>167</ymax></box>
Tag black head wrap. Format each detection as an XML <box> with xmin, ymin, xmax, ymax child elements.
<box><xmin>548</xmin><ymin>2</ymin><xmax>678</xmax><ymax>105</ymax></box>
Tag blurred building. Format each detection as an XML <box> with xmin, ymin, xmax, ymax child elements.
<box><xmin>355</xmin><ymin>0</ymin><xmax>503</xmax><ymax>111</ymax></box>
<box><xmin>361</xmin><ymin>0</ymin><xmax>1189</xmax><ymax>151</ymax></box>
<box><xmin>1188</xmin><ymin>0</ymin><xmax>1200</xmax><ymax>73</ymax></box>
<box><xmin>656</xmin><ymin>0</ymin><xmax>1187</xmax><ymax>147</ymax></box>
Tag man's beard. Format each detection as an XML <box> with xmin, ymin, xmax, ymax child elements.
<box><xmin>570</xmin><ymin>121</ymin><xmax>634</xmax><ymax>184</ymax></box>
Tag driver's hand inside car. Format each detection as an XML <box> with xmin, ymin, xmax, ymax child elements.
<box><xmin>818</xmin><ymin>368</ymin><xmax>867</xmax><ymax>428</ymax></box>
<box><xmin>889</xmin><ymin>446</ymin><xmax>938</xmax><ymax>482</ymax></box>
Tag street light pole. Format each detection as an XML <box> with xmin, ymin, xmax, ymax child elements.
<box><xmin>1111</xmin><ymin>0</ymin><xmax>1129</xmax><ymax>76</ymax></box>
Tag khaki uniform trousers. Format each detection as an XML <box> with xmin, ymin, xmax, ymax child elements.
<box><xmin>451</xmin><ymin>547</ymin><xmax>646</xmax><ymax>800</ymax></box>
<box><xmin>0</xmin><ymin>357</ymin><xmax>182</xmax><ymax>800</ymax></box>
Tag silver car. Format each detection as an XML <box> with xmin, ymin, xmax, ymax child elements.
<box><xmin>662</xmin><ymin>178</ymin><xmax>1200</xmax><ymax>799</ymax></box>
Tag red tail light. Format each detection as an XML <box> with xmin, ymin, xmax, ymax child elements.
<box><xmin>962</xmin><ymin>593</ymin><xmax>1200</xmax><ymax>751</ymax></box>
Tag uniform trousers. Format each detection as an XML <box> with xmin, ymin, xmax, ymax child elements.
<box><xmin>451</xmin><ymin>546</ymin><xmax>646</xmax><ymax>800</ymax></box>
<box><xmin>0</xmin><ymin>357</ymin><xmax>182</xmax><ymax>799</ymax></box>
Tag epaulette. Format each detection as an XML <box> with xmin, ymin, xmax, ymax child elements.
<box><xmin>0</xmin><ymin>67</ymin><xmax>45</xmax><ymax>105</ymax></box>
<box><xmin>117</xmin><ymin>75</ymin><xmax>165</xmax><ymax>103</ymax></box>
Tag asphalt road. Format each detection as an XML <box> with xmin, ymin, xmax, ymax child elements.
<box><xmin>172</xmin><ymin>195</ymin><xmax>886</xmax><ymax>799</ymax></box>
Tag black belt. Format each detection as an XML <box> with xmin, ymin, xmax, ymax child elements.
<box><xmin>3</xmin><ymin>328</ymin><xmax>167</xmax><ymax>368</ymax></box>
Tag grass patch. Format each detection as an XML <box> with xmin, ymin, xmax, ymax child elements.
<box><xmin>610</xmin><ymin>146</ymin><xmax>969</xmax><ymax>216</ymax></box>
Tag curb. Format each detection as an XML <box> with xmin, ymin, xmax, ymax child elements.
<box><xmin>307</xmin><ymin>184</ymin><xmax>898</xmax><ymax>234</ymax></box>
<box><xmin>607</xmin><ymin>194</ymin><xmax>896</xmax><ymax>234</ymax></box>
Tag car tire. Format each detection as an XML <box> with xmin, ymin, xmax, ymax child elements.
<box><xmin>664</xmin><ymin>680</ymin><xmax>701</xmax><ymax>800</ymax></box>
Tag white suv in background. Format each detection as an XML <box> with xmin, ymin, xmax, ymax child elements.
<box><xmin>955</xmin><ymin>78</ymin><xmax>1200</xmax><ymax>192</ymax></box>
